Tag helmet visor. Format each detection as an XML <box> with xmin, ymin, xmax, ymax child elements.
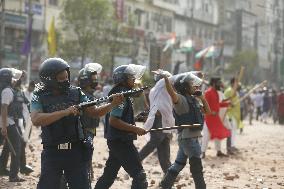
<box><xmin>125</xmin><ymin>64</ymin><xmax>146</xmax><ymax>80</ymax></box>
<box><xmin>84</xmin><ymin>63</ymin><xmax>102</xmax><ymax>74</ymax></box>
<box><xmin>10</xmin><ymin>68</ymin><xmax>23</xmax><ymax>81</ymax></box>
<box><xmin>180</xmin><ymin>72</ymin><xmax>203</xmax><ymax>87</ymax></box>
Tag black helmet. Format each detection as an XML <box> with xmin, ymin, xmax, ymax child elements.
<box><xmin>113</xmin><ymin>65</ymin><xmax>134</xmax><ymax>85</ymax></box>
<box><xmin>174</xmin><ymin>74</ymin><xmax>187</xmax><ymax>94</ymax></box>
<box><xmin>174</xmin><ymin>72</ymin><xmax>202</xmax><ymax>94</ymax></box>
<box><xmin>39</xmin><ymin>58</ymin><xmax>70</xmax><ymax>90</ymax></box>
<box><xmin>113</xmin><ymin>64</ymin><xmax>146</xmax><ymax>85</ymax></box>
<box><xmin>0</xmin><ymin>68</ymin><xmax>13</xmax><ymax>87</ymax></box>
<box><xmin>78</xmin><ymin>63</ymin><xmax>102</xmax><ymax>89</ymax></box>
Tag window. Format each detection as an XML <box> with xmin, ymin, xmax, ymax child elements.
<box><xmin>49</xmin><ymin>0</ymin><xmax>58</xmax><ymax>6</ymax></box>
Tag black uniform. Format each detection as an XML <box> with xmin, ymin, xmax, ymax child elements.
<box><xmin>95</xmin><ymin>85</ymin><xmax>147</xmax><ymax>189</ymax></box>
<box><xmin>32</xmin><ymin>58</ymin><xmax>92</xmax><ymax>189</ymax></box>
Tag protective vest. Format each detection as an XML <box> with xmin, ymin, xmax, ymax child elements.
<box><xmin>8</xmin><ymin>88</ymin><xmax>29</xmax><ymax>120</ymax></box>
<box><xmin>80</xmin><ymin>90</ymin><xmax>99</xmax><ymax>134</ymax></box>
<box><xmin>0</xmin><ymin>87</ymin><xmax>27</xmax><ymax>120</ymax></box>
<box><xmin>173</xmin><ymin>95</ymin><xmax>204</xmax><ymax>131</ymax></box>
<box><xmin>104</xmin><ymin>85</ymin><xmax>136</xmax><ymax>141</ymax></box>
<box><xmin>39</xmin><ymin>87</ymin><xmax>82</xmax><ymax>146</ymax></box>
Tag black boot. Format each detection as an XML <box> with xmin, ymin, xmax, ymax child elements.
<box><xmin>20</xmin><ymin>165</ymin><xmax>34</xmax><ymax>175</ymax></box>
<box><xmin>189</xmin><ymin>157</ymin><xmax>206</xmax><ymax>189</ymax></box>
<box><xmin>160</xmin><ymin>170</ymin><xmax>179</xmax><ymax>189</ymax></box>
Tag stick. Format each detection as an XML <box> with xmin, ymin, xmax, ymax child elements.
<box><xmin>234</xmin><ymin>80</ymin><xmax>267</xmax><ymax>105</ymax></box>
<box><xmin>5</xmin><ymin>136</ymin><xmax>16</xmax><ymax>156</ymax></box>
<box><xmin>146</xmin><ymin>124</ymin><xmax>201</xmax><ymax>133</ymax></box>
<box><xmin>232</xmin><ymin>66</ymin><xmax>245</xmax><ymax>96</ymax></box>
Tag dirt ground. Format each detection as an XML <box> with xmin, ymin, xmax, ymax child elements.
<box><xmin>0</xmin><ymin>119</ymin><xmax>284</xmax><ymax>189</ymax></box>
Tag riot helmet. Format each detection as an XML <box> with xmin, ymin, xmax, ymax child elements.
<box><xmin>0</xmin><ymin>68</ymin><xmax>13</xmax><ymax>87</ymax></box>
<box><xmin>0</xmin><ymin>68</ymin><xmax>24</xmax><ymax>88</ymax></box>
<box><xmin>39</xmin><ymin>58</ymin><xmax>70</xmax><ymax>93</ymax></box>
<box><xmin>78</xmin><ymin>63</ymin><xmax>102</xmax><ymax>89</ymax></box>
<box><xmin>174</xmin><ymin>72</ymin><xmax>202</xmax><ymax>95</ymax></box>
<box><xmin>113</xmin><ymin>64</ymin><xmax>146</xmax><ymax>85</ymax></box>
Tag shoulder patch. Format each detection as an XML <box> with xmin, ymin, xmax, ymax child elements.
<box><xmin>31</xmin><ymin>94</ymin><xmax>40</xmax><ymax>102</ymax></box>
<box><xmin>118</xmin><ymin>103</ymin><xmax>125</xmax><ymax>109</ymax></box>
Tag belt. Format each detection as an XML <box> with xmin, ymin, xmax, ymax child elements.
<box><xmin>43</xmin><ymin>141</ymin><xmax>81</xmax><ymax>150</ymax></box>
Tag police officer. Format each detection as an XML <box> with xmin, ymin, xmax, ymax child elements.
<box><xmin>0</xmin><ymin>71</ymin><xmax>34</xmax><ymax>176</ymax></box>
<box><xmin>0</xmin><ymin>68</ymin><xmax>26</xmax><ymax>182</ymax></box>
<box><xmin>30</xmin><ymin>58</ymin><xmax>123</xmax><ymax>189</ymax></box>
<box><xmin>78</xmin><ymin>63</ymin><xmax>102</xmax><ymax>179</ymax></box>
<box><xmin>160</xmin><ymin>72</ymin><xmax>210</xmax><ymax>189</ymax></box>
<box><xmin>95</xmin><ymin>64</ymin><xmax>148</xmax><ymax>189</ymax></box>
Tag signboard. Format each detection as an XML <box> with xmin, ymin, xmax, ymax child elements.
<box><xmin>25</xmin><ymin>2</ymin><xmax>43</xmax><ymax>15</ymax></box>
<box><xmin>5</xmin><ymin>13</ymin><xmax>27</xmax><ymax>28</ymax></box>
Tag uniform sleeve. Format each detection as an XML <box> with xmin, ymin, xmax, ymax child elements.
<box><xmin>30</xmin><ymin>93</ymin><xmax>43</xmax><ymax>112</ymax></box>
<box><xmin>1</xmin><ymin>88</ymin><xmax>13</xmax><ymax>105</ymax></box>
<box><xmin>110</xmin><ymin>100</ymin><xmax>126</xmax><ymax>118</ymax></box>
<box><xmin>173</xmin><ymin>94</ymin><xmax>188</xmax><ymax>115</ymax></box>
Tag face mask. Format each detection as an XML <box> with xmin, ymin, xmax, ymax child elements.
<box><xmin>57</xmin><ymin>80</ymin><xmax>70</xmax><ymax>93</ymax></box>
<box><xmin>193</xmin><ymin>90</ymin><xmax>202</xmax><ymax>96</ymax></box>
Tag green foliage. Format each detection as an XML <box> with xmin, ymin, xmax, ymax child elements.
<box><xmin>226</xmin><ymin>49</ymin><xmax>259</xmax><ymax>84</ymax></box>
<box><xmin>58</xmin><ymin>0</ymin><xmax>124</xmax><ymax>69</ymax></box>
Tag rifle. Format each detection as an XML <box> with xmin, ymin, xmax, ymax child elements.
<box><xmin>77</xmin><ymin>86</ymin><xmax>149</xmax><ymax>109</ymax></box>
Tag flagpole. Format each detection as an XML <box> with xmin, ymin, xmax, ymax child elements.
<box><xmin>27</xmin><ymin>52</ymin><xmax>31</xmax><ymax>84</ymax></box>
<box><xmin>27</xmin><ymin>0</ymin><xmax>32</xmax><ymax>84</ymax></box>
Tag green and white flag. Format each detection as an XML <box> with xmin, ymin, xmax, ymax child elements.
<box><xmin>195</xmin><ymin>45</ymin><xmax>215</xmax><ymax>59</ymax></box>
<box><xmin>177</xmin><ymin>39</ymin><xmax>193</xmax><ymax>53</ymax></box>
<box><xmin>163</xmin><ymin>33</ymin><xmax>176</xmax><ymax>52</ymax></box>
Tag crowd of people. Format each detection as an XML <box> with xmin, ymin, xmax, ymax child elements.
<box><xmin>0</xmin><ymin>57</ymin><xmax>284</xmax><ymax>189</ymax></box>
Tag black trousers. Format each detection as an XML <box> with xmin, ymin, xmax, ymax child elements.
<box><xmin>139</xmin><ymin>115</ymin><xmax>171</xmax><ymax>173</ymax></box>
<box><xmin>95</xmin><ymin>140</ymin><xmax>147</xmax><ymax>189</ymax></box>
<box><xmin>37</xmin><ymin>145</ymin><xmax>90</xmax><ymax>189</ymax></box>
<box><xmin>0</xmin><ymin>125</ymin><xmax>22</xmax><ymax>179</ymax></box>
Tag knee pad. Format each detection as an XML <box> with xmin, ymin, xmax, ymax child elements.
<box><xmin>189</xmin><ymin>157</ymin><xmax>203</xmax><ymax>174</ymax></box>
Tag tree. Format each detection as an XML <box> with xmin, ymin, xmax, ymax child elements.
<box><xmin>226</xmin><ymin>49</ymin><xmax>259</xmax><ymax>84</ymax></box>
<box><xmin>58</xmin><ymin>0</ymin><xmax>113</xmax><ymax>68</ymax></box>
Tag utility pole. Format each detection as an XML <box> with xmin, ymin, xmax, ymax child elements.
<box><xmin>0</xmin><ymin>0</ymin><xmax>5</xmax><ymax>68</ymax></box>
<box><xmin>27</xmin><ymin>0</ymin><xmax>33</xmax><ymax>83</ymax></box>
<box><xmin>187</xmin><ymin>0</ymin><xmax>195</xmax><ymax>69</ymax></box>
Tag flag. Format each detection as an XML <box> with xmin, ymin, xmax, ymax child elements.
<box><xmin>177</xmin><ymin>39</ymin><xmax>193</xmax><ymax>53</ymax></box>
<box><xmin>163</xmin><ymin>33</ymin><xmax>176</xmax><ymax>52</ymax></box>
<box><xmin>193</xmin><ymin>45</ymin><xmax>211</xmax><ymax>71</ymax></box>
<box><xmin>195</xmin><ymin>45</ymin><xmax>215</xmax><ymax>59</ymax></box>
<box><xmin>193</xmin><ymin>58</ymin><xmax>202</xmax><ymax>71</ymax></box>
<box><xmin>47</xmin><ymin>16</ymin><xmax>56</xmax><ymax>56</ymax></box>
<box><xmin>21</xmin><ymin>19</ymin><xmax>33</xmax><ymax>55</ymax></box>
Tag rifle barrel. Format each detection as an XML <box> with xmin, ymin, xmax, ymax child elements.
<box><xmin>78</xmin><ymin>86</ymin><xmax>149</xmax><ymax>109</ymax></box>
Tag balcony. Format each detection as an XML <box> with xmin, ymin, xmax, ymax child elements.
<box><xmin>152</xmin><ymin>0</ymin><xmax>179</xmax><ymax>12</ymax></box>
